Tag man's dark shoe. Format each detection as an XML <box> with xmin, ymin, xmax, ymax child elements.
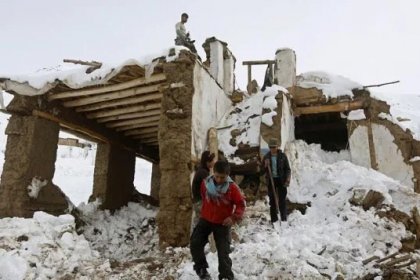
<box><xmin>197</xmin><ymin>268</ymin><xmax>211</xmax><ymax>279</ymax></box>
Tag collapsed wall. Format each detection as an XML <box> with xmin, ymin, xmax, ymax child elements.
<box><xmin>348</xmin><ymin>97</ymin><xmax>420</xmax><ymax>191</ymax></box>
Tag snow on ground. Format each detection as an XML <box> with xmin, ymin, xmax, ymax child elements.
<box><xmin>297</xmin><ymin>71</ymin><xmax>361</xmax><ymax>99</ymax></box>
<box><xmin>1</xmin><ymin>138</ymin><xmax>419</xmax><ymax>279</ymax></box>
<box><xmin>371</xmin><ymin>91</ymin><xmax>420</xmax><ymax>141</ymax></box>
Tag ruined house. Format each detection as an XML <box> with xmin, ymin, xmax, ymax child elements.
<box><xmin>0</xmin><ymin>37</ymin><xmax>419</xmax><ymax>248</ymax></box>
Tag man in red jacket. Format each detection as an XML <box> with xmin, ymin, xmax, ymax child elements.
<box><xmin>190</xmin><ymin>160</ymin><xmax>245</xmax><ymax>280</ymax></box>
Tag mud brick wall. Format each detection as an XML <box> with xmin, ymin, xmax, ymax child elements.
<box><xmin>157</xmin><ymin>52</ymin><xmax>195</xmax><ymax>247</ymax></box>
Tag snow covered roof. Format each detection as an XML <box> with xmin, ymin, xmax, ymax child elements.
<box><xmin>0</xmin><ymin>47</ymin><xmax>187</xmax><ymax>96</ymax></box>
<box><xmin>296</xmin><ymin>71</ymin><xmax>362</xmax><ymax>99</ymax></box>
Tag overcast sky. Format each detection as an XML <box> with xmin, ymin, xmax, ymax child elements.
<box><xmin>0</xmin><ymin>0</ymin><xmax>419</xmax><ymax>94</ymax></box>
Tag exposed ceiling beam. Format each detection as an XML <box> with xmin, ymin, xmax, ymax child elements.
<box><xmin>62</xmin><ymin>84</ymin><xmax>162</xmax><ymax>107</ymax></box>
<box><xmin>48</xmin><ymin>73</ymin><xmax>166</xmax><ymax>100</ymax></box>
<box><xmin>116</xmin><ymin>121</ymin><xmax>159</xmax><ymax>132</ymax></box>
<box><xmin>294</xmin><ymin>100</ymin><xmax>367</xmax><ymax>116</ymax></box>
<box><xmin>85</xmin><ymin>103</ymin><xmax>161</xmax><ymax>119</ymax></box>
<box><xmin>95</xmin><ymin>108</ymin><xmax>161</xmax><ymax>123</ymax></box>
<box><xmin>125</xmin><ymin>127</ymin><xmax>158</xmax><ymax>136</ymax></box>
<box><xmin>75</xmin><ymin>93</ymin><xmax>162</xmax><ymax>112</ymax></box>
<box><xmin>106</xmin><ymin>115</ymin><xmax>160</xmax><ymax>128</ymax></box>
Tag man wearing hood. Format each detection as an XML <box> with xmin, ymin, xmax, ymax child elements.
<box><xmin>190</xmin><ymin>160</ymin><xmax>246</xmax><ymax>280</ymax></box>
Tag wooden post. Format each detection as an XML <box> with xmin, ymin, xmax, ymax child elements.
<box><xmin>247</xmin><ymin>65</ymin><xmax>252</xmax><ymax>89</ymax></box>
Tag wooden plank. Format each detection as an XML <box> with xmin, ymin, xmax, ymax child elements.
<box><xmin>32</xmin><ymin>110</ymin><xmax>109</xmax><ymax>143</ymax></box>
<box><xmin>139</xmin><ymin>138</ymin><xmax>159</xmax><ymax>144</ymax></box>
<box><xmin>75</xmin><ymin>93</ymin><xmax>162</xmax><ymax>112</ymax></box>
<box><xmin>125</xmin><ymin>127</ymin><xmax>158</xmax><ymax>136</ymax></box>
<box><xmin>247</xmin><ymin>65</ymin><xmax>252</xmax><ymax>86</ymax></box>
<box><xmin>294</xmin><ymin>100</ymin><xmax>366</xmax><ymax>115</ymax></box>
<box><xmin>95</xmin><ymin>108</ymin><xmax>161</xmax><ymax>123</ymax></box>
<box><xmin>85</xmin><ymin>103</ymin><xmax>161</xmax><ymax>118</ymax></box>
<box><xmin>48</xmin><ymin>73</ymin><xmax>166</xmax><ymax>100</ymax></box>
<box><xmin>116</xmin><ymin>122</ymin><xmax>159</xmax><ymax>132</ymax></box>
<box><xmin>132</xmin><ymin>133</ymin><xmax>158</xmax><ymax>140</ymax></box>
<box><xmin>62</xmin><ymin>84</ymin><xmax>161</xmax><ymax>107</ymax></box>
<box><xmin>242</xmin><ymin>60</ymin><xmax>275</xmax><ymax>65</ymax></box>
<box><xmin>106</xmin><ymin>115</ymin><xmax>160</xmax><ymax>128</ymax></box>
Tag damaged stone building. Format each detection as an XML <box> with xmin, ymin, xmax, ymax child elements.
<box><xmin>0</xmin><ymin>37</ymin><xmax>419</xmax><ymax>248</ymax></box>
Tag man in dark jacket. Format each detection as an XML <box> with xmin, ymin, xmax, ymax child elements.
<box><xmin>261</xmin><ymin>138</ymin><xmax>291</xmax><ymax>223</ymax></box>
<box><xmin>190</xmin><ymin>160</ymin><xmax>246</xmax><ymax>280</ymax></box>
<box><xmin>191</xmin><ymin>151</ymin><xmax>216</xmax><ymax>227</ymax></box>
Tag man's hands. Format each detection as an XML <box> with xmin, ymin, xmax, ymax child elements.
<box><xmin>222</xmin><ymin>216</ymin><xmax>234</xmax><ymax>226</ymax></box>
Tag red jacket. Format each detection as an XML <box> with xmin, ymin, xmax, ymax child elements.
<box><xmin>200</xmin><ymin>180</ymin><xmax>246</xmax><ymax>224</ymax></box>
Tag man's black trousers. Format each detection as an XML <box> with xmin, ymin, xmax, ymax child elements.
<box><xmin>190</xmin><ymin>218</ymin><xmax>234</xmax><ymax>280</ymax></box>
<box><xmin>267</xmin><ymin>177</ymin><xmax>287</xmax><ymax>222</ymax></box>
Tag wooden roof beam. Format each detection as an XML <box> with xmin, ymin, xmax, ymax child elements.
<box><xmin>131</xmin><ymin>132</ymin><xmax>158</xmax><ymax>139</ymax></box>
<box><xmin>106</xmin><ymin>115</ymin><xmax>160</xmax><ymax>128</ymax></box>
<box><xmin>95</xmin><ymin>108</ymin><xmax>161</xmax><ymax>123</ymax></box>
<box><xmin>48</xmin><ymin>73</ymin><xmax>166</xmax><ymax>100</ymax></box>
<box><xmin>116</xmin><ymin>121</ymin><xmax>159</xmax><ymax>132</ymax></box>
<box><xmin>85</xmin><ymin>102</ymin><xmax>161</xmax><ymax>119</ymax></box>
<box><xmin>125</xmin><ymin>127</ymin><xmax>158</xmax><ymax>136</ymax></box>
<box><xmin>62</xmin><ymin>84</ymin><xmax>162</xmax><ymax>107</ymax></box>
<box><xmin>75</xmin><ymin>93</ymin><xmax>162</xmax><ymax>112</ymax></box>
<box><xmin>294</xmin><ymin>99</ymin><xmax>367</xmax><ymax>116</ymax></box>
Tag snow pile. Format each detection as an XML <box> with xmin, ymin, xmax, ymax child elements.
<box><xmin>0</xmin><ymin>46</ymin><xmax>188</xmax><ymax>96</ymax></box>
<box><xmin>218</xmin><ymin>85</ymin><xmax>287</xmax><ymax>159</ymax></box>
<box><xmin>297</xmin><ymin>71</ymin><xmax>361</xmax><ymax>99</ymax></box>
<box><xmin>178</xmin><ymin>140</ymin><xmax>419</xmax><ymax>279</ymax></box>
<box><xmin>0</xmin><ymin>212</ymin><xmax>109</xmax><ymax>280</ymax></box>
<box><xmin>79</xmin><ymin>202</ymin><xmax>157</xmax><ymax>261</ymax></box>
<box><xmin>372</xmin><ymin>91</ymin><xmax>420</xmax><ymax>141</ymax></box>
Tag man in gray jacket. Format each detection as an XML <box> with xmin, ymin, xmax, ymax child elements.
<box><xmin>175</xmin><ymin>13</ymin><xmax>197</xmax><ymax>53</ymax></box>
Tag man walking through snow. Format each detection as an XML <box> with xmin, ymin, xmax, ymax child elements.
<box><xmin>175</xmin><ymin>13</ymin><xmax>198</xmax><ymax>53</ymax></box>
<box><xmin>261</xmin><ymin>138</ymin><xmax>291</xmax><ymax>223</ymax></box>
<box><xmin>190</xmin><ymin>160</ymin><xmax>246</xmax><ymax>280</ymax></box>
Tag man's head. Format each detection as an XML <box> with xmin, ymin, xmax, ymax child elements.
<box><xmin>269</xmin><ymin>138</ymin><xmax>279</xmax><ymax>153</ymax></box>
<box><xmin>213</xmin><ymin>160</ymin><xmax>230</xmax><ymax>185</ymax></box>
<box><xmin>181</xmin><ymin>13</ymin><xmax>189</xmax><ymax>23</ymax></box>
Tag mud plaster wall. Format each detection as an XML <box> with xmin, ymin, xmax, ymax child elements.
<box><xmin>150</xmin><ymin>163</ymin><xmax>161</xmax><ymax>202</ymax></box>
<box><xmin>191</xmin><ymin>62</ymin><xmax>232</xmax><ymax>160</ymax></box>
<box><xmin>0</xmin><ymin>115</ymin><xmax>68</xmax><ymax>217</ymax></box>
<box><xmin>91</xmin><ymin>142</ymin><xmax>136</xmax><ymax>210</ymax></box>
<box><xmin>280</xmin><ymin>94</ymin><xmax>295</xmax><ymax>151</ymax></box>
<box><xmin>372</xmin><ymin>124</ymin><xmax>414</xmax><ymax>187</ymax></box>
<box><xmin>348</xmin><ymin>124</ymin><xmax>371</xmax><ymax>168</ymax></box>
<box><xmin>157</xmin><ymin>52</ymin><xmax>195</xmax><ymax>247</ymax></box>
<box><xmin>348</xmin><ymin>98</ymin><xmax>420</xmax><ymax>190</ymax></box>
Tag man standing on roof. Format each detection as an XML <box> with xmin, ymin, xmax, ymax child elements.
<box><xmin>261</xmin><ymin>138</ymin><xmax>291</xmax><ymax>223</ymax></box>
<box><xmin>175</xmin><ymin>13</ymin><xmax>197</xmax><ymax>53</ymax></box>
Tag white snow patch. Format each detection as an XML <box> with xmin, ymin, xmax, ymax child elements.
<box><xmin>218</xmin><ymin>85</ymin><xmax>287</xmax><ymax>158</ymax></box>
<box><xmin>410</xmin><ymin>156</ymin><xmax>420</xmax><ymax>162</ymax></box>
<box><xmin>348</xmin><ymin>109</ymin><xmax>366</xmax><ymax>120</ymax></box>
<box><xmin>297</xmin><ymin>71</ymin><xmax>361</xmax><ymax>99</ymax></box>
<box><xmin>27</xmin><ymin>177</ymin><xmax>48</xmax><ymax>198</ymax></box>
